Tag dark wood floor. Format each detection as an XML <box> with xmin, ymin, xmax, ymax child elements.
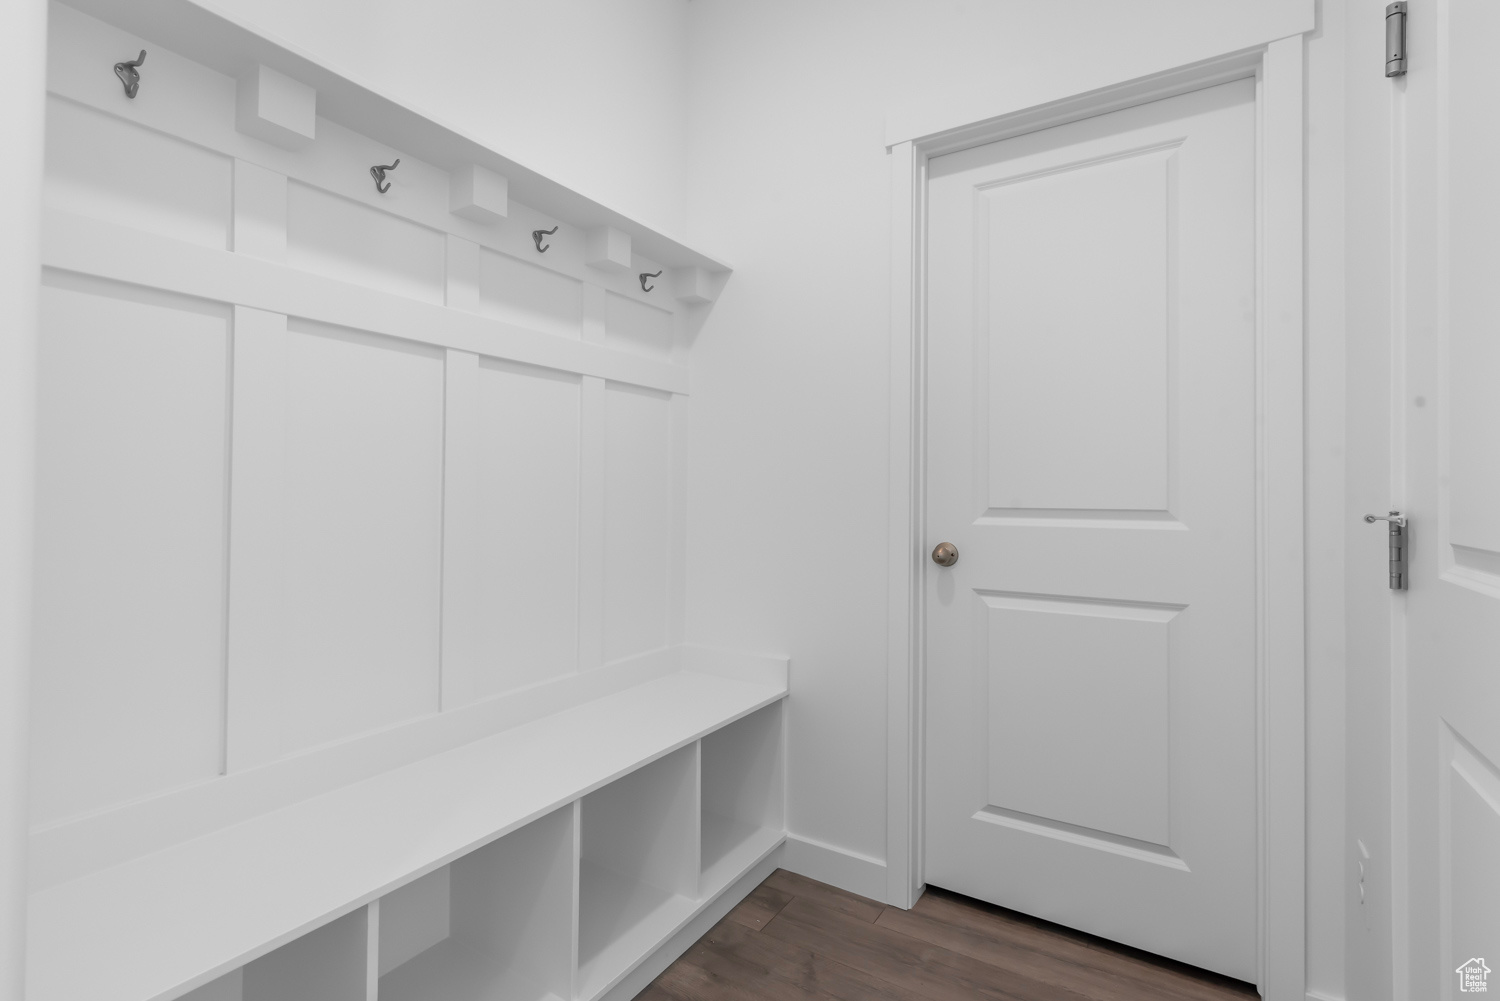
<box><xmin>642</xmin><ymin>869</ymin><xmax>1258</xmax><ymax>1001</ymax></box>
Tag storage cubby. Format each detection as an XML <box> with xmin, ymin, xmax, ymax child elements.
<box><xmin>178</xmin><ymin>909</ymin><xmax>371</xmax><ymax>1001</ymax></box>
<box><xmin>699</xmin><ymin>703</ymin><xmax>785</xmax><ymax>893</ymax></box>
<box><xmin>377</xmin><ymin>804</ymin><xmax>576</xmax><ymax>1001</ymax></box>
<box><xmin>578</xmin><ymin>745</ymin><xmax>700</xmax><ymax>997</ymax></box>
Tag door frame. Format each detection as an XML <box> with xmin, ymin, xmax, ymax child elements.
<box><xmin>884</xmin><ymin>37</ymin><xmax>1308</xmax><ymax>1000</ymax></box>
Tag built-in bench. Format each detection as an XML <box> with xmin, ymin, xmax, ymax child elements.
<box><xmin>28</xmin><ymin>655</ymin><xmax>787</xmax><ymax>1001</ymax></box>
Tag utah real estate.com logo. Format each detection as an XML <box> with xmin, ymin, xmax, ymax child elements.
<box><xmin>1458</xmin><ymin>958</ymin><xmax>1491</xmax><ymax>993</ymax></box>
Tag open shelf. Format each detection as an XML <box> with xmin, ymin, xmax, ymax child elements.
<box><xmin>700</xmin><ymin>702</ymin><xmax>785</xmax><ymax>895</ymax></box>
<box><xmin>577</xmin><ymin>745</ymin><xmax>699</xmax><ymax>999</ymax></box>
<box><xmin>178</xmin><ymin>909</ymin><xmax>370</xmax><ymax>1001</ymax></box>
<box><xmin>377</xmin><ymin>804</ymin><xmax>574</xmax><ymax>1001</ymax></box>
<box><xmin>28</xmin><ymin>666</ymin><xmax>784</xmax><ymax>1001</ymax></box>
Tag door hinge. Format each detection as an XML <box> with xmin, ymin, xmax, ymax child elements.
<box><xmin>1364</xmin><ymin>511</ymin><xmax>1408</xmax><ymax>590</ymax></box>
<box><xmin>1386</xmin><ymin>2</ymin><xmax>1408</xmax><ymax>77</ymax></box>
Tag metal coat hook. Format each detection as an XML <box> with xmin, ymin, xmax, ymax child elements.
<box><xmin>114</xmin><ymin>50</ymin><xmax>146</xmax><ymax>99</ymax></box>
<box><xmin>533</xmin><ymin>226</ymin><xmax>558</xmax><ymax>253</ymax></box>
<box><xmin>370</xmin><ymin>159</ymin><xmax>400</xmax><ymax>194</ymax></box>
<box><xmin>639</xmin><ymin>270</ymin><xmax>663</xmax><ymax>292</ymax></box>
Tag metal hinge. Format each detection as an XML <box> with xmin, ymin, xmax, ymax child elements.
<box><xmin>1364</xmin><ymin>511</ymin><xmax>1408</xmax><ymax>590</ymax></box>
<box><xmin>1386</xmin><ymin>2</ymin><xmax>1408</xmax><ymax>77</ymax></box>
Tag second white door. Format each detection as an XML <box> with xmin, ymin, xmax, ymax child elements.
<box><xmin>924</xmin><ymin>79</ymin><xmax>1259</xmax><ymax>980</ymax></box>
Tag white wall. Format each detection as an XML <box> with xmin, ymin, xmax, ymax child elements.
<box><xmin>1</xmin><ymin>2</ymin><xmax>45</xmax><ymax>995</ymax></box>
<box><xmin>204</xmin><ymin>0</ymin><xmax>691</xmax><ymax>235</ymax></box>
<box><xmin>31</xmin><ymin>3</ymin><xmax>691</xmax><ymax>888</ymax></box>
<box><xmin>680</xmin><ymin>1</ymin><xmax>1345</xmax><ymax>996</ymax></box>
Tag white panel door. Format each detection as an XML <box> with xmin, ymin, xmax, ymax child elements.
<box><xmin>924</xmin><ymin>80</ymin><xmax>1258</xmax><ymax>979</ymax></box>
<box><xmin>1397</xmin><ymin>4</ymin><xmax>1500</xmax><ymax>996</ymax></box>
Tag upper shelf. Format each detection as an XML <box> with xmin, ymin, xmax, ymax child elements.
<box><xmin>57</xmin><ymin>0</ymin><xmax>731</xmax><ymax>274</ymax></box>
<box><xmin>26</xmin><ymin>666</ymin><xmax>786</xmax><ymax>1001</ymax></box>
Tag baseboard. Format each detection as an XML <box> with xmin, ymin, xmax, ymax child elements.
<box><xmin>600</xmin><ymin>845</ymin><xmax>785</xmax><ymax>1001</ymax></box>
<box><xmin>1306</xmin><ymin>991</ymin><xmax>1344</xmax><ymax>1001</ymax></box>
<box><xmin>781</xmin><ymin>833</ymin><xmax>888</xmax><ymax>902</ymax></box>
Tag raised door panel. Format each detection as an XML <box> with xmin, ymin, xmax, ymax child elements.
<box><xmin>1444</xmin><ymin>732</ymin><xmax>1500</xmax><ymax>998</ymax></box>
<box><xmin>982</xmin><ymin>150</ymin><xmax>1174</xmax><ymax>515</ymax></box>
<box><xmin>31</xmin><ymin>283</ymin><xmax>229</xmax><ymax>824</ymax></box>
<box><xmin>473</xmin><ymin>359</ymin><xmax>582</xmax><ymax>699</ymax></box>
<box><xmin>981</xmin><ymin>593</ymin><xmax>1176</xmax><ymax>849</ymax></box>
<box><xmin>278</xmin><ymin>320</ymin><xmax>443</xmax><ymax>753</ymax></box>
<box><xmin>603</xmin><ymin>384</ymin><xmax>672</xmax><ymax>663</ymax></box>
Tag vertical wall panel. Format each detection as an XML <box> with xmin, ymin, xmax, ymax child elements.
<box><xmin>603</xmin><ymin>383</ymin><xmax>672</xmax><ymax>663</ymax></box>
<box><xmin>438</xmin><ymin>350</ymin><xmax>481</xmax><ymax>709</ymax></box>
<box><xmin>577</xmin><ymin>288</ymin><xmax>609</xmax><ymax>672</ymax></box>
<box><xmin>225</xmin><ymin>307</ymin><xmax>290</xmax><ymax>771</ymax></box>
<box><xmin>471</xmin><ymin>360</ymin><xmax>582</xmax><ymax>699</ymax></box>
<box><xmin>276</xmin><ymin>320</ymin><xmax>444</xmax><ymax>753</ymax></box>
<box><xmin>31</xmin><ymin>284</ymin><xmax>229</xmax><ymax>823</ymax></box>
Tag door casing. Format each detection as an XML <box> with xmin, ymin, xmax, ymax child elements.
<box><xmin>884</xmin><ymin>38</ymin><xmax>1308</xmax><ymax>1001</ymax></box>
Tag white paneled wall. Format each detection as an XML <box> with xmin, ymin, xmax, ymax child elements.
<box><xmin>470</xmin><ymin>360</ymin><xmax>583</xmax><ymax>699</ymax></box>
<box><xmin>604</xmin><ymin>385</ymin><xmax>675</xmax><ymax>664</ymax></box>
<box><xmin>22</xmin><ymin>5</ymin><xmax>774</xmax><ymax>1001</ymax></box>
<box><xmin>31</xmin><ymin>2</ymin><xmax>698</xmax><ymax>852</ymax></box>
<box><xmin>32</xmin><ymin>284</ymin><xmax>231</xmax><ymax>822</ymax></box>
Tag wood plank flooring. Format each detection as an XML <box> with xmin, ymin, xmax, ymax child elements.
<box><xmin>641</xmin><ymin>870</ymin><xmax>1258</xmax><ymax>1001</ymax></box>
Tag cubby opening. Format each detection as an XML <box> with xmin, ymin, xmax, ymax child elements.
<box><xmin>577</xmin><ymin>744</ymin><xmax>699</xmax><ymax>997</ymax></box>
<box><xmin>177</xmin><ymin>909</ymin><xmax>371</xmax><ymax>1001</ymax></box>
<box><xmin>699</xmin><ymin>703</ymin><xmax>785</xmax><ymax>892</ymax></box>
<box><xmin>376</xmin><ymin>804</ymin><xmax>575</xmax><ymax>1001</ymax></box>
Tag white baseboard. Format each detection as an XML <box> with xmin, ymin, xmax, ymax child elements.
<box><xmin>1306</xmin><ymin>991</ymin><xmax>1344</xmax><ymax>1001</ymax></box>
<box><xmin>781</xmin><ymin>833</ymin><xmax>888</xmax><ymax>902</ymax></box>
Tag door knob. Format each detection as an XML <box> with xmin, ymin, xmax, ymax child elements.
<box><xmin>932</xmin><ymin>542</ymin><xmax>958</xmax><ymax>567</ymax></box>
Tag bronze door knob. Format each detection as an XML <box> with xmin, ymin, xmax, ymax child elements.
<box><xmin>931</xmin><ymin>542</ymin><xmax>958</xmax><ymax>567</ymax></box>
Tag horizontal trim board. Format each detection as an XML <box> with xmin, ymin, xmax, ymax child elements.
<box><xmin>42</xmin><ymin>211</ymin><xmax>689</xmax><ymax>396</ymax></box>
<box><xmin>27</xmin><ymin>667</ymin><xmax>788</xmax><ymax>1001</ymax></box>
<box><xmin>887</xmin><ymin>44</ymin><xmax>1268</xmax><ymax>153</ymax></box>
<box><xmin>55</xmin><ymin>0</ymin><xmax>730</xmax><ymax>273</ymax></box>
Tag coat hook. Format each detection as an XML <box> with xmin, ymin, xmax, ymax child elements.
<box><xmin>370</xmin><ymin>159</ymin><xmax>400</xmax><ymax>194</ymax></box>
<box><xmin>533</xmin><ymin>226</ymin><xmax>558</xmax><ymax>253</ymax></box>
<box><xmin>639</xmin><ymin>270</ymin><xmax>663</xmax><ymax>292</ymax></box>
<box><xmin>114</xmin><ymin>50</ymin><xmax>146</xmax><ymax>99</ymax></box>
